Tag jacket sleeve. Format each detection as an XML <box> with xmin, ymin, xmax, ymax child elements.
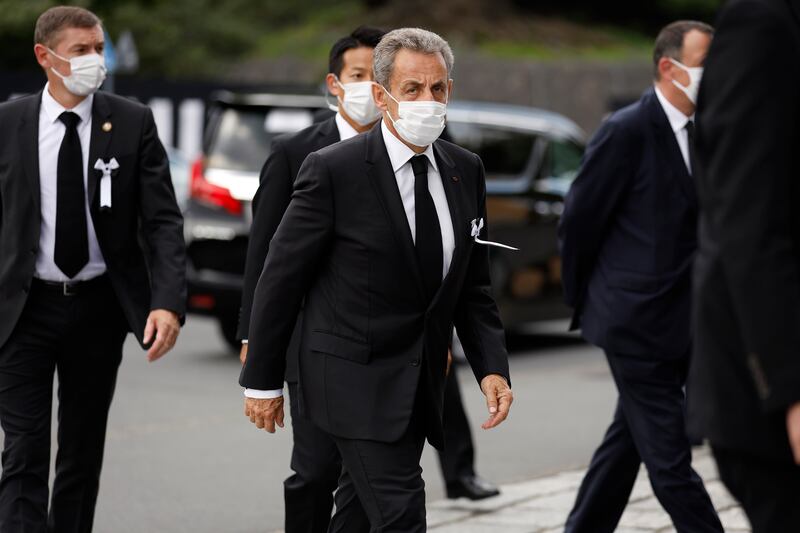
<box><xmin>453</xmin><ymin>154</ymin><xmax>511</xmax><ymax>387</ymax></box>
<box><xmin>236</xmin><ymin>140</ymin><xmax>293</xmax><ymax>340</ymax></box>
<box><xmin>697</xmin><ymin>0</ymin><xmax>800</xmax><ymax>412</ymax></box>
<box><xmin>239</xmin><ymin>151</ymin><xmax>334</xmax><ymax>390</ymax></box>
<box><xmin>137</xmin><ymin>107</ymin><xmax>187</xmax><ymax>318</ymax></box>
<box><xmin>558</xmin><ymin>117</ymin><xmax>634</xmax><ymax>312</ymax></box>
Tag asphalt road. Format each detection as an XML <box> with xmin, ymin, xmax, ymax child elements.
<box><xmin>10</xmin><ymin>316</ymin><xmax>619</xmax><ymax>532</ymax></box>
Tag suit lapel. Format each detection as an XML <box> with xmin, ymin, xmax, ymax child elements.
<box><xmin>364</xmin><ymin>126</ymin><xmax>427</xmax><ymax>303</ymax></box>
<box><xmin>434</xmin><ymin>141</ymin><xmax>466</xmax><ymax>279</ymax></box>
<box><xmin>428</xmin><ymin>141</ymin><xmax>470</xmax><ymax>310</ymax></box>
<box><xmin>315</xmin><ymin>115</ymin><xmax>340</xmax><ymax>149</ymax></box>
<box><xmin>18</xmin><ymin>92</ymin><xmax>43</xmax><ymax>212</ymax></box>
<box><xmin>87</xmin><ymin>92</ymin><xmax>113</xmax><ymax>207</ymax></box>
<box><xmin>647</xmin><ymin>90</ymin><xmax>698</xmax><ymax>209</ymax></box>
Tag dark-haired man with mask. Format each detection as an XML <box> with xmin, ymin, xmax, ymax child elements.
<box><xmin>0</xmin><ymin>5</ymin><xmax>185</xmax><ymax>531</ymax></box>
<box><xmin>559</xmin><ymin>20</ymin><xmax>723</xmax><ymax>533</ymax></box>
<box><xmin>241</xmin><ymin>28</ymin><xmax>512</xmax><ymax>531</ymax></box>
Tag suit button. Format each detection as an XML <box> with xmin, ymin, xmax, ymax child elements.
<box><xmin>411</xmin><ymin>359</ymin><xmax>420</xmax><ymax>366</ymax></box>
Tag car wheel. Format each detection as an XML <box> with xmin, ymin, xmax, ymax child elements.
<box><xmin>218</xmin><ymin>316</ymin><xmax>241</xmax><ymax>354</ymax></box>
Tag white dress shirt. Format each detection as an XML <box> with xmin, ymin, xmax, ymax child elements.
<box><xmin>334</xmin><ymin>111</ymin><xmax>360</xmax><ymax>141</ymax></box>
<box><xmin>36</xmin><ymin>83</ymin><xmax>107</xmax><ymax>282</ymax></box>
<box><xmin>244</xmin><ymin>119</ymin><xmax>456</xmax><ymax>400</ymax></box>
<box><xmin>380</xmin><ymin>120</ymin><xmax>455</xmax><ymax>277</ymax></box>
<box><xmin>654</xmin><ymin>86</ymin><xmax>694</xmax><ymax>174</ymax></box>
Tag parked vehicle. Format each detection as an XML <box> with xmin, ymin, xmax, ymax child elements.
<box><xmin>184</xmin><ymin>91</ymin><xmax>585</xmax><ymax>350</ymax></box>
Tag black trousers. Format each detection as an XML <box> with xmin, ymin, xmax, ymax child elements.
<box><xmin>713</xmin><ymin>446</ymin><xmax>800</xmax><ymax>533</ymax></box>
<box><xmin>284</xmin><ymin>382</ymin><xmax>368</xmax><ymax>533</ymax></box>
<box><xmin>329</xmin><ymin>419</ymin><xmax>427</xmax><ymax>533</ymax></box>
<box><xmin>285</xmin><ymin>371</ymin><xmax>474</xmax><ymax>532</ymax></box>
<box><xmin>437</xmin><ymin>370</ymin><xmax>475</xmax><ymax>485</ymax></box>
<box><xmin>0</xmin><ymin>277</ymin><xmax>127</xmax><ymax>533</ymax></box>
<box><xmin>565</xmin><ymin>351</ymin><xmax>723</xmax><ymax>533</ymax></box>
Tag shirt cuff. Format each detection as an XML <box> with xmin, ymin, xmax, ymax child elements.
<box><xmin>241</xmin><ymin>339</ymin><xmax>248</xmax><ymax>345</ymax></box>
<box><xmin>244</xmin><ymin>388</ymin><xmax>283</xmax><ymax>399</ymax></box>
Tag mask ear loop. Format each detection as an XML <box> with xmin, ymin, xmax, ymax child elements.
<box><xmin>46</xmin><ymin>47</ymin><xmax>72</xmax><ymax>80</ymax></box>
<box><xmin>324</xmin><ymin>75</ymin><xmax>344</xmax><ymax>112</ymax></box>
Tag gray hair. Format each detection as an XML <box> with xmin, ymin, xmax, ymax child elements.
<box><xmin>373</xmin><ymin>28</ymin><xmax>454</xmax><ymax>89</ymax></box>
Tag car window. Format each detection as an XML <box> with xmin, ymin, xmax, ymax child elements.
<box><xmin>445</xmin><ymin>122</ymin><xmax>537</xmax><ymax>180</ymax></box>
<box><xmin>206</xmin><ymin>107</ymin><xmax>314</xmax><ymax>173</ymax></box>
<box><xmin>536</xmin><ymin>138</ymin><xmax>583</xmax><ymax>196</ymax></box>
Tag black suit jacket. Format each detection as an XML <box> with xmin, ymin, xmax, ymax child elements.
<box><xmin>0</xmin><ymin>90</ymin><xmax>186</xmax><ymax>349</ymax></box>
<box><xmin>687</xmin><ymin>0</ymin><xmax>800</xmax><ymax>460</ymax></box>
<box><xmin>240</xmin><ymin>124</ymin><xmax>509</xmax><ymax>449</ymax></box>
<box><xmin>559</xmin><ymin>87</ymin><xmax>698</xmax><ymax>358</ymax></box>
<box><xmin>237</xmin><ymin>116</ymin><xmax>339</xmax><ymax>382</ymax></box>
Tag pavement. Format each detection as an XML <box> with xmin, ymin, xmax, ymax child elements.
<box><xmin>0</xmin><ymin>316</ymin><xmax>748</xmax><ymax>532</ymax></box>
<box><xmin>426</xmin><ymin>449</ymin><xmax>750</xmax><ymax>532</ymax></box>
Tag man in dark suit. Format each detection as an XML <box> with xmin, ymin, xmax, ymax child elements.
<box><xmin>688</xmin><ymin>0</ymin><xmax>800</xmax><ymax>530</ymax></box>
<box><xmin>0</xmin><ymin>6</ymin><xmax>186</xmax><ymax>532</ymax></box>
<box><xmin>559</xmin><ymin>21</ymin><xmax>723</xmax><ymax>532</ymax></box>
<box><xmin>238</xmin><ymin>28</ymin><xmax>500</xmax><ymax>531</ymax></box>
<box><xmin>240</xmin><ymin>28</ymin><xmax>512</xmax><ymax>531</ymax></box>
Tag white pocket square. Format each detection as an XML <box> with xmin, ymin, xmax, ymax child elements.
<box><xmin>470</xmin><ymin>218</ymin><xmax>519</xmax><ymax>251</ymax></box>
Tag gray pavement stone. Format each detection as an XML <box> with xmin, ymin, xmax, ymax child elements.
<box><xmin>428</xmin><ymin>448</ymin><xmax>750</xmax><ymax>532</ymax></box>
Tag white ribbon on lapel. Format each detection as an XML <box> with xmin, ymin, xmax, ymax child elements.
<box><xmin>470</xmin><ymin>218</ymin><xmax>519</xmax><ymax>251</ymax></box>
<box><xmin>93</xmin><ymin>157</ymin><xmax>119</xmax><ymax>209</ymax></box>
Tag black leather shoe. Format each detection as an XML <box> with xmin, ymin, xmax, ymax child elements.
<box><xmin>446</xmin><ymin>475</ymin><xmax>501</xmax><ymax>500</ymax></box>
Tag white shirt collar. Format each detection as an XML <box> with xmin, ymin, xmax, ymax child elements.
<box><xmin>41</xmin><ymin>82</ymin><xmax>94</xmax><ymax>126</ymax></box>
<box><xmin>654</xmin><ymin>85</ymin><xmax>693</xmax><ymax>133</ymax></box>
<box><xmin>334</xmin><ymin>111</ymin><xmax>360</xmax><ymax>141</ymax></box>
<box><xmin>380</xmin><ymin>119</ymin><xmax>438</xmax><ymax>174</ymax></box>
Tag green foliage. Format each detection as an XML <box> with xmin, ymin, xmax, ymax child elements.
<box><xmin>0</xmin><ymin>0</ymin><xmax>723</xmax><ymax>77</ymax></box>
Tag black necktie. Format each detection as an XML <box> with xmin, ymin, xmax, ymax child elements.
<box><xmin>55</xmin><ymin>111</ymin><xmax>89</xmax><ymax>279</ymax></box>
<box><xmin>410</xmin><ymin>155</ymin><xmax>443</xmax><ymax>301</ymax></box>
<box><xmin>685</xmin><ymin>119</ymin><xmax>696</xmax><ymax>176</ymax></box>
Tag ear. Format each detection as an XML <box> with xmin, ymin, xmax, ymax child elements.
<box><xmin>33</xmin><ymin>43</ymin><xmax>52</xmax><ymax>70</ymax></box>
<box><xmin>372</xmin><ymin>82</ymin><xmax>389</xmax><ymax>112</ymax></box>
<box><xmin>325</xmin><ymin>73</ymin><xmax>342</xmax><ymax>99</ymax></box>
<box><xmin>658</xmin><ymin>57</ymin><xmax>674</xmax><ymax>82</ymax></box>
<box><xmin>447</xmin><ymin>79</ymin><xmax>454</xmax><ymax>101</ymax></box>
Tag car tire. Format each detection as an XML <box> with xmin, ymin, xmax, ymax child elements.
<box><xmin>218</xmin><ymin>316</ymin><xmax>241</xmax><ymax>354</ymax></box>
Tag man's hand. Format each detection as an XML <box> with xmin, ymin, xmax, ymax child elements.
<box><xmin>787</xmin><ymin>402</ymin><xmax>800</xmax><ymax>464</ymax></box>
<box><xmin>446</xmin><ymin>349</ymin><xmax>453</xmax><ymax>377</ymax></box>
<box><xmin>143</xmin><ymin>309</ymin><xmax>180</xmax><ymax>362</ymax></box>
<box><xmin>244</xmin><ymin>397</ymin><xmax>285</xmax><ymax>433</ymax></box>
<box><xmin>480</xmin><ymin>374</ymin><xmax>513</xmax><ymax>430</ymax></box>
<box><xmin>240</xmin><ymin>343</ymin><xmax>248</xmax><ymax>365</ymax></box>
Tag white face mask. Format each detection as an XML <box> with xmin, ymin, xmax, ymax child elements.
<box><xmin>669</xmin><ymin>58</ymin><xmax>703</xmax><ymax>105</ymax></box>
<box><xmin>382</xmin><ymin>86</ymin><xmax>448</xmax><ymax>147</ymax></box>
<box><xmin>48</xmin><ymin>48</ymin><xmax>107</xmax><ymax>97</ymax></box>
<box><xmin>329</xmin><ymin>77</ymin><xmax>382</xmax><ymax>126</ymax></box>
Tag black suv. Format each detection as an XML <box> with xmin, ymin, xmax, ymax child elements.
<box><xmin>185</xmin><ymin>91</ymin><xmax>585</xmax><ymax>350</ymax></box>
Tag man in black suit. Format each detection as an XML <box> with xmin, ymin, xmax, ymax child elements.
<box><xmin>559</xmin><ymin>21</ymin><xmax>723</xmax><ymax>532</ymax></box>
<box><xmin>688</xmin><ymin>0</ymin><xmax>800</xmax><ymax>530</ymax></box>
<box><xmin>238</xmin><ymin>28</ymin><xmax>500</xmax><ymax>531</ymax></box>
<box><xmin>0</xmin><ymin>6</ymin><xmax>186</xmax><ymax>532</ymax></box>
<box><xmin>240</xmin><ymin>28</ymin><xmax>512</xmax><ymax>531</ymax></box>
